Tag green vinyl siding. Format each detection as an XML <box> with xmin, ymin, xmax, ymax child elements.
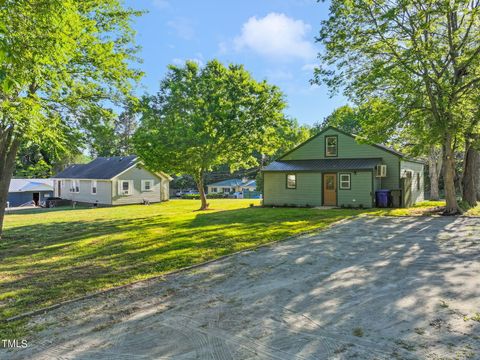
<box><xmin>337</xmin><ymin>171</ymin><xmax>373</xmax><ymax>208</ymax></box>
<box><xmin>263</xmin><ymin>172</ymin><xmax>322</xmax><ymax>207</ymax></box>
<box><xmin>281</xmin><ymin>128</ymin><xmax>401</xmax><ymax>189</ymax></box>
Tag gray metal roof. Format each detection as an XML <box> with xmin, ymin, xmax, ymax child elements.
<box><xmin>53</xmin><ymin>156</ymin><xmax>138</xmax><ymax>179</ymax></box>
<box><xmin>263</xmin><ymin>158</ymin><xmax>382</xmax><ymax>172</ymax></box>
<box><xmin>9</xmin><ymin>179</ymin><xmax>54</xmax><ymax>192</ymax></box>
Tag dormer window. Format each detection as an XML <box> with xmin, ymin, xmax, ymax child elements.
<box><xmin>325</xmin><ymin>136</ymin><xmax>338</xmax><ymax>157</ymax></box>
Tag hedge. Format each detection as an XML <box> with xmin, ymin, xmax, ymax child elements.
<box><xmin>181</xmin><ymin>193</ymin><xmax>229</xmax><ymax>199</ymax></box>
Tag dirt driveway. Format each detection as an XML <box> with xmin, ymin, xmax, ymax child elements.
<box><xmin>3</xmin><ymin>216</ymin><xmax>480</xmax><ymax>359</ymax></box>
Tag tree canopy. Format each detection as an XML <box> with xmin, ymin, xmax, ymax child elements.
<box><xmin>0</xmin><ymin>0</ymin><xmax>142</xmax><ymax>236</ymax></box>
<box><xmin>134</xmin><ymin>60</ymin><xmax>293</xmax><ymax>209</ymax></box>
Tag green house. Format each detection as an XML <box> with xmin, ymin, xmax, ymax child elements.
<box><xmin>262</xmin><ymin>126</ymin><xmax>425</xmax><ymax>208</ymax></box>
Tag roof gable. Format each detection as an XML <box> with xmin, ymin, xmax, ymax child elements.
<box><xmin>279</xmin><ymin>126</ymin><xmax>403</xmax><ymax>161</ymax></box>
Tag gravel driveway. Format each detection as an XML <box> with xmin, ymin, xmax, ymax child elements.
<box><xmin>3</xmin><ymin>216</ymin><xmax>480</xmax><ymax>359</ymax></box>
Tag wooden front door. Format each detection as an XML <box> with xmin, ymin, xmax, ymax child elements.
<box><xmin>323</xmin><ymin>173</ymin><xmax>337</xmax><ymax>206</ymax></box>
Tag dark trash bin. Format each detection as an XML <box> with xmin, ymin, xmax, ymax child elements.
<box><xmin>375</xmin><ymin>189</ymin><xmax>390</xmax><ymax>208</ymax></box>
<box><xmin>390</xmin><ymin>189</ymin><xmax>402</xmax><ymax>208</ymax></box>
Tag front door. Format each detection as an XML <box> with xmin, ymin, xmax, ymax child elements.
<box><xmin>323</xmin><ymin>173</ymin><xmax>337</xmax><ymax>206</ymax></box>
<box><xmin>32</xmin><ymin>192</ymin><xmax>40</xmax><ymax>206</ymax></box>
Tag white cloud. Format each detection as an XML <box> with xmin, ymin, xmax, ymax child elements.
<box><xmin>233</xmin><ymin>13</ymin><xmax>316</xmax><ymax>61</ymax></box>
<box><xmin>265</xmin><ymin>69</ymin><xmax>294</xmax><ymax>81</ymax></box>
<box><xmin>167</xmin><ymin>17</ymin><xmax>195</xmax><ymax>40</ymax></box>
<box><xmin>218</xmin><ymin>41</ymin><xmax>228</xmax><ymax>55</ymax></box>
<box><xmin>301</xmin><ymin>63</ymin><xmax>317</xmax><ymax>72</ymax></box>
<box><xmin>152</xmin><ymin>0</ymin><xmax>170</xmax><ymax>9</ymax></box>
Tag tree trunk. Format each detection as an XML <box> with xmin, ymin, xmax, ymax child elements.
<box><xmin>477</xmin><ymin>163</ymin><xmax>480</xmax><ymax>201</ymax></box>
<box><xmin>194</xmin><ymin>170</ymin><xmax>209</xmax><ymax>211</ymax></box>
<box><xmin>0</xmin><ymin>128</ymin><xmax>21</xmax><ymax>238</ymax></box>
<box><xmin>462</xmin><ymin>143</ymin><xmax>479</xmax><ymax>207</ymax></box>
<box><xmin>443</xmin><ymin>134</ymin><xmax>460</xmax><ymax>215</ymax></box>
<box><xmin>428</xmin><ymin>145</ymin><xmax>442</xmax><ymax>201</ymax></box>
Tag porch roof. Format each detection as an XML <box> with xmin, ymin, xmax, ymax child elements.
<box><xmin>262</xmin><ymin>158</ymin><xmax>382</xmax><ymax>172</ymax></box>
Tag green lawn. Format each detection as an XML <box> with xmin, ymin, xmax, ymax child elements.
<box><xmin>1</xmin><ymin>199</ymin><xmax>370</xmax><ymax>336</ymax></box>
<box><xmin>1</xmin><ymin>199</ymin><xmax>477</xmax><ymax>337</ymax></box>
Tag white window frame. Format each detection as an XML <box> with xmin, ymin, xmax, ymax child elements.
<box><xmin>118</xmin><ymin>180</ymin><xmax>133</xmax><ymax>196</ymax></box>
<box><xmin>376</xmin><ymin>164</ymin><xmax>387</xmax><ymax>177</ymax></box>
<box><xmin>91</xmin><ymin>180</ymin><xmax>97</xmax><ymax>195</ymax></box>
<box><xmin>286</xmin><ymin>174</ymin><xmax>297</xmax><ymax>189</ymax></box>
<box><xmin>325</xmin><ymin>136</ymin><xmax>338</xmax><ymax>157</ymax></box>
<box><xmin>141</xmin><ymin>179</ymin><xmax>154</xmax><ymax>192</ymax></box>
<box><xmin>70</xmin><ymin>179</ymin><xmax>80</xmax><ymax>193</ymax></box>
<box><xmin>339</xmin><ymin>173</ymin><xmax>351</xmax><ymax>190</ymax></box>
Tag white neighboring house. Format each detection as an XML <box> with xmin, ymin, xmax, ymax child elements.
<box><xmin>53</xmin><ymin>156</ymin><xmax>172</xmax><ymax>206</ymax></box>
<box><xmin>207</xmin><ymin>177</ymin><xmax>257</xmax><ymax>194</ymax></box>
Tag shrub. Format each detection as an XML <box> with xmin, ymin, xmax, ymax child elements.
<box><xmin>206</xmin><ymin>193</ymin><xmax>227</xmax><ymax>199</ymax></box>
<box><xmin>181</xmin><ymin>193</ymin><xmax>230</xmax><ymax>200</ymax></box>
<box><xmin>181</xmin><ymin>194</ymin><xmax>200</xmax><ymax>199</ymax></box>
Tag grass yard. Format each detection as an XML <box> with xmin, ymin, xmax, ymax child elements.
<box><xmin>1</xmin><ymin>199</ymin><xmax>478</xmax><ymax>337</ymax></box>
<box><xmin>0</xmin><ymin>199</ymin><xmax>371</xmax><ymax>336</ymax></box>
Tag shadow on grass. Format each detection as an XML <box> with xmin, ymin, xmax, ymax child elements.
<box><xmin>4</xmin><ymin>215</ymin><xmax>480</xmax><ymax>358</ymax></box>
<box><xmin>0</xmin><ymin>206</ymin><xmax>362</xmax><ymax>323</ymax></box>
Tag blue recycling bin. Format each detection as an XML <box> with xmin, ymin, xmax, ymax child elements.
<box><xmin>375</xmin><ymin>189</ymin><xmax>390</xmax><ymax>208</ymax></box>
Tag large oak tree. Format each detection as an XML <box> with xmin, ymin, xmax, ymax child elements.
<box><xmin>134</xmin><ymin>60</ymin><xmax>291</xmax><ymax>210</ymax></box>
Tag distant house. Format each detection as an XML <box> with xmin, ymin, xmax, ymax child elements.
<box><xmin>207</xmin><ymin>178</ymin><xmax>257</xmax><ymax>194</ymax></box>
<box><xmin>262</xmin><ymin>126</ymin><xmax>424</xmax><ymax>208</ymax></box>
<box><xmin>7</xmin><ymin>179</ymin><xmax>54</xmax><ymax>207</ymax></box>
<box><xmin>52</xmin><ymin>156</ymin><xmax>172</xmax><ymax>206</ymax></box>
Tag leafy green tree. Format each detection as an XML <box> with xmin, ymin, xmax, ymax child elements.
<box><xmin>114</xmin><ymin>107</ymin><xmax>138</xmax><ymax>156</ymax></box>
<box><xmin>80</xmin><ymin>104</ymin><xmax>138</xmax><ymax>157</ymax></box>
<box><xmin>312</xmin><ymin>105</ymin><xmax>362</xmax><ymax>135</ymax></box>
<box><xmin>0</xmin><ymin>1</ymin><xmax>142</xmax><ymax>236</ymax></box>
<box><xmin>254</xmin><ymin>118</ymin><xmax>310</xmax><ymax>193</ymax></box>
<box><xmin>315</xmin><ymin>0</ymin><xmax>480</xmax><ymax>213</ymax></box>
<box><xmin>134</xmin><ymin>60</ymin><xmax>291</xmax><ymax>210</ymax></box>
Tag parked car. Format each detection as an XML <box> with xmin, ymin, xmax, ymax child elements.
<box><xmin>175</xmin><ymin>189</ymin><xmax>199</xmax><ymax>197</ymax></box>
<box><xmin>231</xmin><ymin>191</ymin><xmax>244</xmax><ymax>199</ymax></box>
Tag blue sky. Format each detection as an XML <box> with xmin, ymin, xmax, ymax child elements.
<box><xmin>125</xmin><ymin>0</ymin><xmax>347</xmax><ymax>126</ymax></box>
